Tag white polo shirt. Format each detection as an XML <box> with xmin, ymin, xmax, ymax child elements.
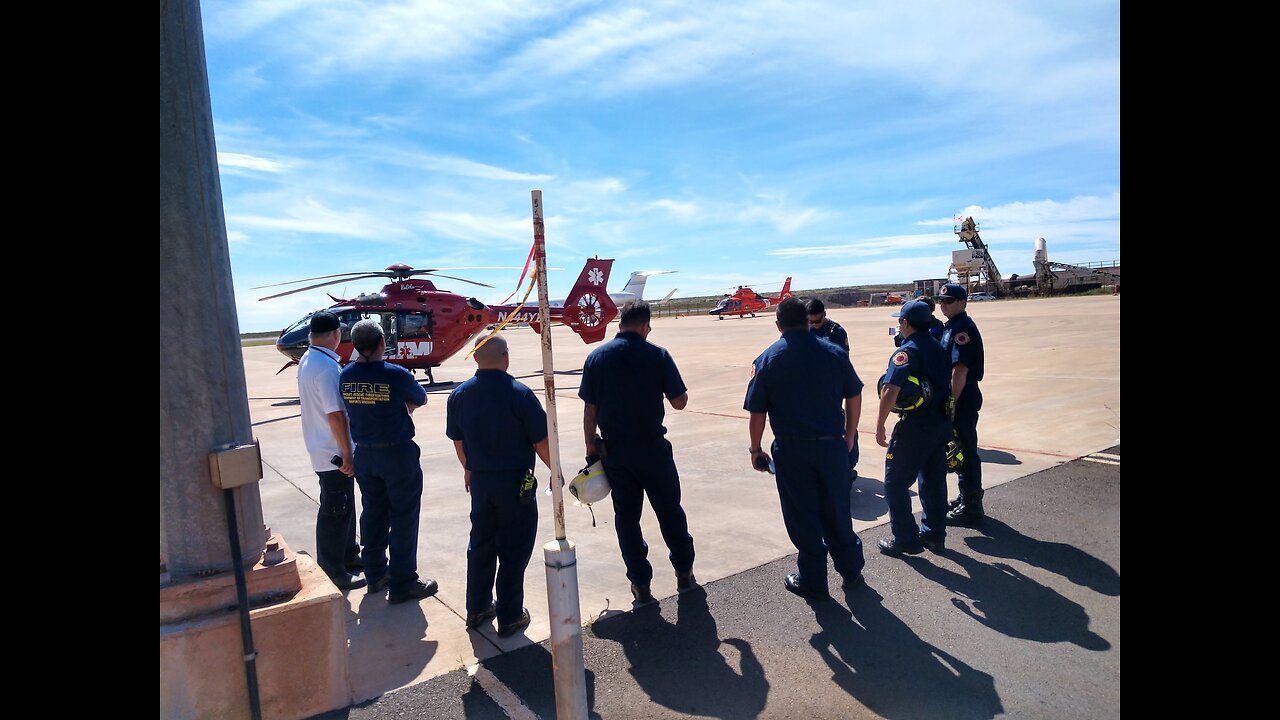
<box><xmin>298</xmin><ymin>345</ymin><xmax>351</xmax><ymax>473</ymax></box>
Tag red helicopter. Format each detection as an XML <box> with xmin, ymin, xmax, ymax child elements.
<box><xmin>258</xmin><ymin>258</ymin><xmax>618</xmax><ymax>384</ymax></box>
<box><xmin>708</xmin><ymin>277</ymin><xmax>793</xmax><ymax>319</ymax></box>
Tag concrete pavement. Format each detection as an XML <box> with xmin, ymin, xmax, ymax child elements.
<box><xmin>241</xmin><ymin>294</ymin><xmax>1120</xmax><ymax>709</ymax></box>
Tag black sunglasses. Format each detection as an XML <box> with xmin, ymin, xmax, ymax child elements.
<box><xmin>939</xmin><ymin>297</ymin><xmax>958</xmax><ymax>305</ymax></box>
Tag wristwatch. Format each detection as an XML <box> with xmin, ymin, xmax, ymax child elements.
<box><xmin>749</xmin><ymin>447</ymin><xmax>762</xmax><ymax>453</ymax></box>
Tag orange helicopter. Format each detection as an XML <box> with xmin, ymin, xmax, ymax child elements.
<box><xmin>708</xmin><ymin>277</ymin><xmax>793</xmax><ymax>319</ymax></box>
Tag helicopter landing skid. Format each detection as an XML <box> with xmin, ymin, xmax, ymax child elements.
<box><xmin>419</xmin><ymin>368</ymin><xmax>455</xmax><ymax>389</ymax></box>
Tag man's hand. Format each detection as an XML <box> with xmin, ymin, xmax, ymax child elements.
<box><xmin>751</xmin><ymin>450</ymin><xmax>772</xmax><ymax>473</ymax></box>
<box><xmin>464</xmin><ymin>469</ymin><xmax>471</xmax><ymax>493</ymax></box>
<box><xmin>876</xmin><ymin>424</ymin><xmax>888</xmax><ymax>448</ymax></box>
<box><xmin>846</xmin><ymin>431</ymin><xmax>857</xmax><ymax>453</ymax></box>
<box><xmin>339</xmin><ymin>451</ymin><xmax>354</xmax><ymax>477</ymax></box>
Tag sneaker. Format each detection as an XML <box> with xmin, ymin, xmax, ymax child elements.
<box><xmin>676</xmin><ymin>571</ymin><xmax>699</xmax><ymax>593</ymax></box>
<box><xmin>878</xmin><ymin>536</ymin><xmax>924</xmax><ymax>557</ymax></box>
<box><xmin>948</xmin><ymin>495</ymin><xmax>965</xmax><ymax>511</ymax></box>
<box><xmin>465</xmin><ymin>603</ymin><xmax>497</xmax><ymax>630</ymax></box>
<box><xmin>841</xmin><ymin>573</ymin><xmax>865</xmax><ymax>591</ymax></box>
<box><xmin>920</xmin><ymin>534</ymin><xmax>945</xmax><ymax>554</ymax></box>
<box><xmin>496</xmin><ymin>608</ymin><xmax>531</xmax><ymax>638</ymax></box>
<box><xmin>388</xmin><ymin>579</ymin><xmax>439</xmax><ymax>604</ymax></box>
<box><xmin>631</xmin><ymin>583</ymin><xmax>655</xmax><ymax>605</ymax></box>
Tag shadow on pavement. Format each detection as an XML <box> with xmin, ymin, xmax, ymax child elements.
<box><xmin>964</xmin><ymin>517</ymin><xmax>1120</xmax><ymax>596</ymax></box>
<box><xmin>904</xmin><ymin>550</ymin><xmax>1110</xmax><ymax>650</ymax></box>
<box><xmin>811</xmin><ymin>586</ymin><xmax>1005</xmax><ymax>719</ymax></box>
<box><xmin>589</xmin><ymin>588</ymin><xmax>769</xmax><ymax>719</ymax></box>
<box><xmin>977</xmin><ymin>448</ymin><xmax>1020</xmax><ymax>465</ymax></box>
<box><xmin>345</xmin><ymin>592</ymin><xmax>436</xmax><ymax>702</ymax></box>
<box><xmin>850</xmin><ymin>474</ymin><xmax>909</xmax><ymax>523</ymax></box>
<box><xmin>479</xmin><ymin>643</ymin><xmax>599</xmax><ymax>719</ymax></box>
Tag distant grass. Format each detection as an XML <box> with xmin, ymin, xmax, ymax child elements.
<box><xmin>241</xmin><ymin>331</ymin><xmax>279</xmax><ymax>347</ymax></box>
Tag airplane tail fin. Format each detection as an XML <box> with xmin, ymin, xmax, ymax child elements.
<box><xmin>777</xmin><ymin>277</ymin><xmax>794</xmax><ymax>301</ymax></box>
<box><xmin>654</xmin><ymin>288</ymin><xmax>677</xmax><ymax>304</ymax></box>
<box><xmin>562</xmin><ymin>258</ymin><xmax>618</xmax><ymax>343</ymax></box>
<box><xmin>620</xmin><ymin>271</ymin><xmax>648</xmax><ymax>298</ymax></box>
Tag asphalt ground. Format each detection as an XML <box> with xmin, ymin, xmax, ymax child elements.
<box><xmin>315</xmin><ymin>444</ymin><xmax>1120</xmax><ymax>719</ymax></box>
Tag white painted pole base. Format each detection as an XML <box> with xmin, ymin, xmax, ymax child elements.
<box><xmin>544</xmin><ymin>539</ymin><xmax>588</xmax><ymax>720</ymax></box>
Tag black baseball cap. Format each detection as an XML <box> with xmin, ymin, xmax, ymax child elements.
<box><xmin>309</xmin><ymin>311</ymin><xmax>341</xmax><ymax>333</ymax></box>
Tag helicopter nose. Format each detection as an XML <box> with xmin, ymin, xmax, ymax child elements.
<box><xmin>276</xmin><ymin>328</ymin><xmax>310</xmax><ymax>361</ymax></box>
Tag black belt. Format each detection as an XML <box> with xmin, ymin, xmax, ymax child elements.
<box><xmin>359</xmin><ymin>440</ymin><xmax>405</xmax><ymax>449</ymax></box>
<box><xmin>775</xmin><ymin>435</ymin><xmax>840</xmax><ymax>442</ymax></box>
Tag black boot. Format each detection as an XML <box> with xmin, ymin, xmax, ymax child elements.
<box><xmin>947</xmin><ymin>491</ymin><xmax>985</xmax><ymax>526</ymax></box>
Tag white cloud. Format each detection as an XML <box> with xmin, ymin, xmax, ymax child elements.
<box><xmin>227</xmin><ymin>196</ymin><xmax>407</xmax><ymax>241</ymax></box>
<box><xmin>416</xmin><ymin>211</ymin><xmax>538</xmax><ymax>247</ymax></box>
<box><xmin>218</xmin><ymin>152</ymin><xmax>288</xmax><ymax>173</ymax></box>
<box><xmin>649</xmin><ymin>199</ymin><xmax>699</xmax><ymax>219</ymax></box>
<box><xmin>919</xmin><ymin>193</ymin><xmax>1121</xmax><ymax>228</ymax></box>
<box><xmin>771</xmin><ymin>233</ymin><xmax>955</xmax><ymax>258</ymax></box>
<box><xmin>413</xmin><ymin>153</ymin><xmax>554</xmax><ymax>182</ymax></box>
<box><xmin>737</xmin><ymin>205</ymin><xmax>828</xmax><ymax>234</ymax></box>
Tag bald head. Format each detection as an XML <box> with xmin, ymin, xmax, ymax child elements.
<box><xmin>473</xmin><ymin>333</ymin><xmax>509</xmax><ymax>370</ymax></box>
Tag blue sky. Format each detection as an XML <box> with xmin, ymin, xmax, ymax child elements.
<box><xmin>203</xmin><ymin>0</ymin><xmax>1120</xmax><ymax>332</ymax></box>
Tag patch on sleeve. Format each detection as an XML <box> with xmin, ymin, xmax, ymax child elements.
<box><xmin>891</xmin><ymin>350</ymin><xmax>909</xmax><ymax>367</ymax></box>
<box><xmin>956</xmin><ymin>332</ymin><xmax>970</xmax><ymax>346</ymax></box>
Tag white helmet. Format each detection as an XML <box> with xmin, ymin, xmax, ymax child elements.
<box><xmin>569</xmin><ymin>459</ymin><xmax>611</xmax><ymax>505</ymax></box>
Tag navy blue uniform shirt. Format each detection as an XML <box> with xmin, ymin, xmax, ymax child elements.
<box><xmin>340</xmin><ymin>361</ymin><xmax>427</xmax><ymax>446</ymax></box>
<box><xmin>579</xmin><ymin>331</ymin><xmax>687</xmax><ymax>445</ymax></box>
<box><xmin>446</xmin><ymin>369</ymin><xmax>547</xmax><ymax>473</ymax></box>
<box><xmin>941</xmin><ymin>311</ymin><xmax>984</xmax><ymax>385</ymax></box>
<box><xmin>744</xmin><ymin>330</ymin><xmax>863</xmax><ymax>438</ymax></box>
<box><xmin>810</xmin><ymin>319</ymin><xmax>849</xmax><ymax>351</ymax></box>
<box><xmin>882</xmin><ymin>333</ymin><xmax>950</xmax><ymax>415</ymax></box>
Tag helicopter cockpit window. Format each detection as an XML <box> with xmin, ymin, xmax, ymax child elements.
<box><xmin>400</xmin><ymin>313</ymin><xmax>432</xmax><ymax>340</ymax></box>
<box><xmin>714</xmin><ymin>298</ymin><xmax>729</xmax><ymax>311</ymax></box>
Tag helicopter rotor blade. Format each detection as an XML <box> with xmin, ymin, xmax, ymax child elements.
<box><xmin>410</xmin><ymin>271</ymin><xmax>494</xmax><ymax>288</ymax></box>
<box><xmin>258</xmin><ymin>274</ymin><xmax>388</xmax><ymax>301</ymax></box>
<box><xmin>250</xmin><ymin>271</ymin><xmax>393</xmax><ymax>289</ymax></box>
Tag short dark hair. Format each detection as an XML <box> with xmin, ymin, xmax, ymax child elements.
<box><xmin>619</xmin><ymin>301</ymin><xmax>651</xmax><ymax>327</ymax></box>
<box><xmin>806</xmin><ymin>298</ymin><xmax>825</xmax><ymax>315</ymax></box>
<box><xmin>776</xmin><ymin>297</ymin><xmax>808</xmax><ymax>330</ymax></box>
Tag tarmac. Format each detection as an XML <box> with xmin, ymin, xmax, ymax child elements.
<box><xmin>242</xmin><ymin>293</ymin><xmax>1120</xmax><ymax>718</ymax></box>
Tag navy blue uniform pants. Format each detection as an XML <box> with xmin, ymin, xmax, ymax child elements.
<box><xmin>603</xmin><ymin>440</ymin><xmax>695</xmax><ymax>587</ymax></box>
<box><xmin>316</xmin><ymin>469</ymin><xmax>361</xmax><ymax>579</ymax></box>
<box><xmin>884</xmin><ymin>415</ymin><xmax>949</xmax><ymax>544</ymax></box>
<box><xmin>772</xmin><ymin>437</ymin><xmax>864</xmax><ymax>593</ymax></box>
<box><xmin>467</xmin><ymin>471</ymin><xmax>538</xmax><ymax>626</ymax></box>
<box><xmin>954</xmin><ymin>385</ymin><xmax>983</xmax><ymax>497</ymax></box>
<box><xmin>354</xmin><ymin>442</ymin><xmax>423</xmax><ymax>592</ymax></box>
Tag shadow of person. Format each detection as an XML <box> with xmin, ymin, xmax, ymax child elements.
<box><xmin>343</xmin><ymin>592</ymin><xmax>436</xmax><ymax>702</ymax></box>
<box><xmin>849</xmin><ymin>474</ymin><xmax>911</xmax><ymax>523</ymax></box>
<box><xmin>976</xmin><ymin>448</ymin><xmax>1020</xmax><ymax>465</ymax></box>
<box><xmin>964</xmin><ymin>517</ymin><xmax>1120</xmax><ymax>596</ymax></box>
<box><xmin>905</xmin><ymin>551</ymin><xmax>1110</xmax><ymax>650</ymax></box>
<box><xmin>589</xmin><ymin>588</ymin><xmax>769</xmax><ymax>719</ymax></box>
<box><xmin>811</xmin><ymin>587</ymin><xmax>1004</xmax><ymax>719</ymax></box>
<box><xmin>470</xmin><ymin>642</ymin><xmax>599</xmax><ymax>719</ymax></box>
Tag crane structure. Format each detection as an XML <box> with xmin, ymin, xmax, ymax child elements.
<box><xmin>949</xmin><ymin>216</ymin><xmax>1008</xmax><ymax>296</ymax></box>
